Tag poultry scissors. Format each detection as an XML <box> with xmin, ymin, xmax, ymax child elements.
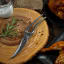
<box><xmin>11</xmin><ymin>14</ymin><xmax>46</xmax><ymax>59</ymax></box>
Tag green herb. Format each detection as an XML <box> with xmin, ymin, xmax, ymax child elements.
<box><xmin>12</xmin><ymin>17</ymin><xmax>16</xmax><ymax>25</ymax></box>
<box><xmin>0</xmin><ymin>17</ymin><xmax>18</xmax><ymax>37</ymax></box>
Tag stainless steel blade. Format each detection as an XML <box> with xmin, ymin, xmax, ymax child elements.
<box><xmin>11</xmin><ymin>34</ymin><xmax>28</xmax><ymax>58</ymax></box>
<box><xmin>11</xmin><ymin>15</ymin><xmax>46</xmax><ymax>59</ymax></box>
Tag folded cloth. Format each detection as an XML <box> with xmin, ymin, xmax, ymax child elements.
<box><xmin>13</xmin><ymin>0</ymin><xmax>43</xmax><ymax>10</ymax></box>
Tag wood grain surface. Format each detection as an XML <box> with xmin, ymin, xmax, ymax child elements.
<box><xmin>0</xmin><ymin>8</ymin><xmax>49</xmax><ymax>64</ymax></box>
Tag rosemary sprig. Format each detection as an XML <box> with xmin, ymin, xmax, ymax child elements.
<box><xmin>0</xmin><ymin>17</ymin><xmax>18</xmax><ymax>37</ymax></box>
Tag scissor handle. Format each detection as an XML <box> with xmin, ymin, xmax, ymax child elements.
<box><xmin>45</xmin><ymin>31</ymin><xmax>64</xmax><ymax>48</ymax></box>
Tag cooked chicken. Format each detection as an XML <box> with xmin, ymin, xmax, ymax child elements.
<box><xmin>41</xmin><ymin>41</ymin><xmax>64</xmax><ymax>52</ymax></box>
<box><xmin>48</xmin><ymin>0</ymin><xmax>64</xmax><ymax>20</ymax></box>
<box><xmin>55</xmin><ymin>50</ymin><xmax>64</xmax><ymax>64</ymax></box>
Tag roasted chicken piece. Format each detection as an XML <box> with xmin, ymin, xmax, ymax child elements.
<box><xmin>41</xmin><ymin>41</ymin><xmax>64</xmax><ymax>52</ymax></box>
<box><xmin>55</xmin><ymin>50</ymin><xmax>64</xmax><ymax>64</ymax></box>
<box><xmin>48</xmin><ymin>0</ymin><xmax>64</xmax><ymax>20</ymax></box>
<box><xmin>41</xmin><ymin>41</ymin><xmax>64</xmax><ymax>64</ymax></box>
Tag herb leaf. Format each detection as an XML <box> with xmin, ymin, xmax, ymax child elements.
<box><xmin>9</xmin><ymin>25</ymin><xmax>16</xmax><ymax>30</ymax></box>
<box><xmin>12</xmin><ymin>17</ymin><xmax>16</xmax><ymax>25</ymax></box>
<box><xmin>0</xmin><ymin>17</ymin><xmax>18</xmax><ymax>38</ymax></box>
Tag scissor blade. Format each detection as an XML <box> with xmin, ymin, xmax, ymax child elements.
<box><xmin>11</xmin><ymin>35</ymin><xmax>27</xmax><ymax>59</ymax></box>
<box><xmin>11</xmin><ymin>15</ymin><xmax>46</xmax><ymax>59</ymax></box>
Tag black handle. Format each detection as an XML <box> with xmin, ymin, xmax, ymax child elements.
<box><xmin>45</xmin><ymin>31</ymin><xmax>64</xmax><ymax>48</ymax></box>
<box><xmin>37</xmin><ymin>54</ymin><xmax>53</xmax><ymax>64</ymax></box>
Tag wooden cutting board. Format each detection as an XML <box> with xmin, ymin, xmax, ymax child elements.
<box><xmin>0</xmin><ymin>8</ymin><xmax>49</xmax><ymax>64</ymax></box>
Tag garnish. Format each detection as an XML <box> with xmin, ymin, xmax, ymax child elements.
<box><xmin>0</xmin><ymin>17</ymin><xmax>18</xmax><ymax>37</ymax></box>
